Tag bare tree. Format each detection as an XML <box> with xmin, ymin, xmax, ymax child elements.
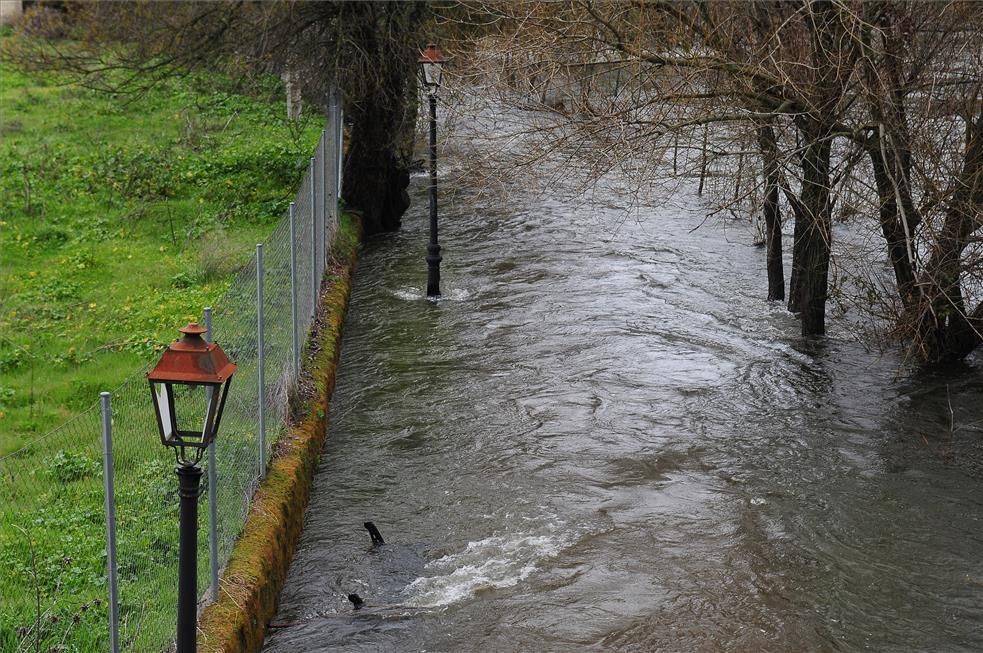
<box><xmin>445</xmin><ymin>0</ymin><xmax>983</xmax><ymax>363</ymax></box>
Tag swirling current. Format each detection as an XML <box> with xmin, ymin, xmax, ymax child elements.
<box><xmin>263</xmin><ymin>112</ymin><xmax>983</xmax><ymax>653</ymax></box>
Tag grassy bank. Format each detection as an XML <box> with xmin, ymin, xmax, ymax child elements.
<box><xmin>0</xmin><ymin>41</ymin><xmax>325</xmax><ymax>651</ymax></box>
<box><xmin>0</xmin><ymin>54</ymin><xmax>323</xmax><ymax>453</ymax></box>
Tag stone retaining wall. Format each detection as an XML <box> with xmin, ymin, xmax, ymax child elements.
<box><xmin>197</xmin><ymin>213</ymin><xmax>361</xmax><ymax>653</ymax></box>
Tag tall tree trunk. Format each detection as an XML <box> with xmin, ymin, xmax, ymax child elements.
<box><xmin>861</xmin><ymin>1</ymin><xmax>920</xmax><ymax>309</ymax></box>
<box><xmin>758</xmin><ymin>121</ymin><xmax>784</xmax><ymax>301</ymax></box>
<box><xmin>867</xmin><ymin>136</ymin><xmax>917</xmax><ymax>305</ymax></box>
<box><xmin>340</xmin><ymin>2</ymin><xmax>422</xmax><ymax>235</ymax></box>
<box><xmin>344</xmin><ymin>91</ymin><xmax>413</xmax><ymax>235</ymax></box>
<box><xmin>788</xmin><ymin>125</ymin><xmax>833</xmax><ymax>335</ymax></box>
<box><xmin>909</xmin><ymin>109</ymin><xmax>983</xmax><ymax>362</ymax></box>
<box><xmin>697</xmin><ymin>124</ymin><xmax>709</xmax><ymax>195</ymax></box>
<box><xmin>788</xmin><ymin>1</ymin><xmax>851</xmax><ymax>335</ymax></box>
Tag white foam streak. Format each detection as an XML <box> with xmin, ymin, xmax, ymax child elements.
<box><xmin>402</xmin><ymin>533</ymin><xmax>564</xmax><ymax>608</ymax></box>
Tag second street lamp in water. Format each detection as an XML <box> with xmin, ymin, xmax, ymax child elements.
<box><xmin>418</xmin><ymin>43</ymin><xmax>446</xmax><ymax>298</ymax></box>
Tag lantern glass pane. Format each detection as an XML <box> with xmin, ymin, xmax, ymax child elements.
<box><xmin>153</xmin><ymin>382</ymin><xmax>176</xmax><ymax>442</ymax></box>
<box><xmin>186</xmin><ymin>383</ymin><xmax>209</xmax><ymax>446</ymax></box>
<box><xmin>202</xmin><ymin>385</ymin><xmax>218</xmax><ymax>444</ymax></box>
<box><xmin>423</xmin><ymin>62</ymin><xmax>442</xmax><ymax>89</ymax></box>
<box><xmin>211</xmin><ymin>378</ymin><xmax>233</xmax><ymax>440</ymax></box>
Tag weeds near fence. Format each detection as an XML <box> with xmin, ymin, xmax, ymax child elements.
<box><xmin>0</xmin><ymin>51</ymin><xmax>344</xmax><ymax>652</ymax></box>
<box><xmin>0</xmin><ymin>57</ymin><xmax>324</xmax><ymax>450</ymax></box>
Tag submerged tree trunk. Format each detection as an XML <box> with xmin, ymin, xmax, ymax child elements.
<box><xmin>786</xmin><ymin>1</ymin><xmax>852</xmax><ymax>336</ymax></box>
<box><xmin>340</xmin><ymin>2</ymin><xmax>422</xmax><ymax>236</ymax></box>
<box><xmin>758</xmin><ymin>121</ymin><xmax>784</xmax><ymax>301</ymax></box>
<box><xmin>344</xmin><ymin>93</ymin><xmax>413</xmax><ymax>235</ymax></box>
<box><xmin>788</xmin><ymin>126</ymin><xmax>833</xmax><ymax>335</ymax></box>
<box><xmin>861</xmin><ymin>2</ymin><xmax>920</xmax><ymax>310</ymax></box>
<box><xmin>867</xmin><ymin>134</ymin><xmax>918</xmax><ymax>305</ymax></box>
<box><xmin>906</xmin><ymin>109</ymin><xmax>983</xmax><ymax>362</ymax></box>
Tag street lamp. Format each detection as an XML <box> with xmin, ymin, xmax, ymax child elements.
<box><xmin>418</xmin><ymin>43</ymin><xmax>446</xmax><ymax>298</ymax></box>
<box><xmin>147</xmin><ymin>323</ymin><xmax>236</xmax><ymax>653</ymax></box>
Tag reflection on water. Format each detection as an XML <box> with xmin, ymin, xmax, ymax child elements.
<box><xmin>264</xmin><ymin>119</ymin><xmax>983</xmax><ymax>653</ymax></box>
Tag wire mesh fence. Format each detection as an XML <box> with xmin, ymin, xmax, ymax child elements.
<box><xmin>1</xmin><ymin>90</ymin><xmax>344</xmax><ymax>652</ymax></box>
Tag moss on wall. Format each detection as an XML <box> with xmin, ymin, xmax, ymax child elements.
<box><xmin>197</xmin><ymin>212</ymin><xmax>362</xmax><ymax>653</ymax></box>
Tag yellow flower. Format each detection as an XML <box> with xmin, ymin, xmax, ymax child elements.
<box><xmin>29</xmin><ymin>271</ymin><xmax>37</xmax><ymax>278</ymax></box>
<box><xmin>159</xmin><ymin>245</ymin><xmax>167</xmax><ymax>252</ymax></box>
<box><xmin>0</xmin><ymin>411</ymin><xmax>6</xmax><ymax>419</ymax></box>
<box><xmin>89</xmin><ymin>303</ymin><xmax>97</xmax><ymax>309</ymax></box>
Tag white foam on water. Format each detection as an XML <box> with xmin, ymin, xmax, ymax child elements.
<box><xmin>402</xmin><ymin>531</ymin><xmax>566</xmax><ymax>608</ymax></box>
<box><xmin>391</xmin><ymin>287</ymin><xmax>423</xmax><ymax>301</ymax></box>
<box><xmin>389</xmin><ymin>287</ymin><xmax>474</xmax><ymax>302</ymax></box>
<box><xmin>444</xmin><ymin>287</ymin><xmax>474</xmax><ymax>301</ymax></box>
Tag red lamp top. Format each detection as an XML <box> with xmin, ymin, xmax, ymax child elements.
<box><xmin>417</xmin><ymin>43</ymin><xmax>446</xmax><ymax>66</ymax></box>
<box><xmin>147</xmin><ymin>323</ymin><xmax>237</xmax><ymax>385</ymax></box>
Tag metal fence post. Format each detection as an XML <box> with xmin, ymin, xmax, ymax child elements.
<box><xmin>310</xmin><ymin>157</ymin><xmax>318</xmax><ymax>312</ymax></box>
<box><xmin>256</xmin><ymin>244</ymin><xmax>267</xmax><ymax>479</ymax></box>
<box><xmin>336</xmin><ymin>88</ymin><xmax>344</xmax><ymax>198</ymax></box>
<box><xmin>203</xmin><ymin>307</ymin><xmax>219</xmax><ymax>603</ymax></box>
<box><xmin>289</xmin><ymin>203</ymin><xmax>299</xmax><ymax>378</ymax></box>
<box><xmin>100</xmin><ymin>392</ymin><xmax>120</xmax><ymax>653</ymax></box>
<box><xmin>325</xmin><ymin>92</ymin><xmax>339</xmax><ymax>250</ymax></box>
<box><xmin>318</xmin><ymin>131</ymin><xmax>326</xmax><ymax>274</ymax></box>
<box><xmin>320</xmin><ymin>129</ymin><xmax>327</xmax><ymax>259</ymax></box>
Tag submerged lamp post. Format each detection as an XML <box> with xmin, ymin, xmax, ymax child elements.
<box><xmin>418</xmin><ymin>43</ymin><xmax>446</xmax><ymax>298</ymax></box>
<box><xmin>147</xmin><ymin>323</ymin><xmax>236</xmax><ymax>653</ymax></box>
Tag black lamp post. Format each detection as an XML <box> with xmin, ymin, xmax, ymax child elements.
<box><xmin>147</xmin><ymin>323</ymin><xmax>236</xmax><ymax>653</ymax></box>
<box><xmin>418</xmin><ymin>43</ymin><xmax>446</xmax><ymax>298</ymax></box>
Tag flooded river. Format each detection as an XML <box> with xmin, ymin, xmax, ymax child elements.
<box><xmin>263</xmin><ymin>108</ymin><xmax>983</xmax><ymax>652</ymax></box>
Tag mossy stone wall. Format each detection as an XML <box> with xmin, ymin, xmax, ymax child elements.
<box><xmin>197</xmin><ymin>214</ymin><xmax>361</xmax><ymax>653</ymax></box>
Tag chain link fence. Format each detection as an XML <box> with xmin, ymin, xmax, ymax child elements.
<box><xmin>0</xmin><ymin>85</ymin><xmax>345</xmax><ymax>653</ymax></box>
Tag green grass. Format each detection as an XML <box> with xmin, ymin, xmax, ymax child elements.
<box><xmin>0</xmin><ymin>39</ymin><xmax>325</xmax><ymax>651</ymax></box>
<box><xmin>0</xmin><ymin>58</ymin><xmax>323</xmax><ymax>451</ymax></box>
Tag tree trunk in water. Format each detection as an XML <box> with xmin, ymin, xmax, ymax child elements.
<box><xmin>757</xmin><ymin>122</ymin><xmax>784</xmax><ymax>301</ymax></box>
<box><xmin>788</xmin><ymin>2</ymin><xmax>845</xmax><ymax>334</ymax></box>
<box><xmin>868</xmin><ymin>137</ymin><xmax>917</xmax><ymax>305</ymax></box>
<box><xmin>861</xmin><ymin>3</ymin><xmax>920</xmax><ymax>310</ymax></box>
<box><xmin>697</xmin><ymin>124</ymin><xmax>709</xmax><ymax>195</ymax></box>
<box><xmin>340</xmin><ymin>2</ymin><xmax>421</xmax><ymax>236</ymax></box>
<box><xmin>788</xmin><ymin>129</ymin><xmax>832</xmax><ymax>335</ymax></box>
<box><xmin>344</xmin><ymin>94</ymin><xmax>412</xmax><ymax>235</ymax></box>
<box><xmin>908</xmin><ymin>109</ymin><xmax>983</xmax><ymax>362</ymax></box>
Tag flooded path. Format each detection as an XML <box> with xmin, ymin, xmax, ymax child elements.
<box><xmin>264</xmin><ymin>106</ymin><xmax>983</xmax><ymax>652</ymax></box>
